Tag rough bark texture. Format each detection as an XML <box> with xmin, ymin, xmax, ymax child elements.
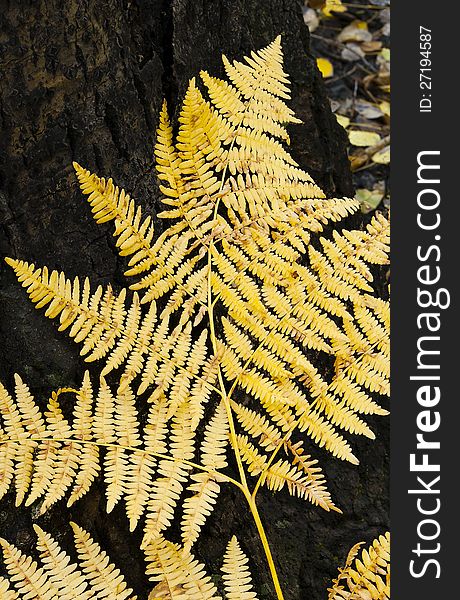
<box><xmin>0</xmin><ymin>1</ymin><xmax>388</xmax><ymax>599</ymax></box>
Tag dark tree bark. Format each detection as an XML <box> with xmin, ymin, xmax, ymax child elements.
<box><xmin>0</xmin><ymin>1</ymin><xmax>388</xmax><ymax>599</ymax></box>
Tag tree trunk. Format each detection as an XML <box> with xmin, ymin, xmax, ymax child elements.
<box><xmin>0</xmin><ymin>1</ymin><xmax>388</xmax><ymax>599</ymax></box>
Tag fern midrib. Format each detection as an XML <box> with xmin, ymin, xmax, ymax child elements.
<box><xmin>204</xmin><ymin>64</ymin><xmax>278</xmax><ymax>491</ymax></box>
<box><xmin>2</xmin><ymin>434</ymin><xmax>244</xmax><ymax>493</ymax></box>
<box><xmin>203</xmin><ymin>57</ymin><xmax>295</xmax><ymax>600</ymax></box>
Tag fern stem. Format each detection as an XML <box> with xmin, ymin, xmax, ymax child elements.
<box><xmin>206</xmin><ymin>242</ymin><xmax>249</xmax><ymax>491</ymax></box>
<box><xmin>251</xmin><ymin>429</ymin><xmax>293</xmax><ymax>501</ymax></box>
<box><xmin>243</xmin><ymin>489</ymin><xmax>285</xmax><ymax>600</ymax></box>
<box><xmin>205</xmin><ymin>73</ymin><xmax>291</xmax><ymax>599</ymax></box>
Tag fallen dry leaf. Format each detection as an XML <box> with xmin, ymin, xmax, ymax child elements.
<box><xmin>372</xmin><ymin>146</ymin><xmax>390</xmax><ymax>164</ymax></box>
<box><xmin>361</xmin><ymin>40</ymin><xmax>383</xmax><ymax>53</ymax></box>
<box><xmin>321</xmin><ymin>0</ymin><xmax>347</xmax><ymax>18</ymax></box>
<box><xmin>379</xmin><ymin>100</ymin><xmax>390</xmax><ymax>117</ymax></box>
<box><xmin>377</xmin><ymin>47</ymin><xmax>390</xmax><ymax>68</ymax></box>
<box><xmin>363</xmin><ymin>70</ymin><xmax>390</xmax><ymax>93</ymax></box>
<box><xmin>348</xmin><ymin>130</ymin><xmax>381</xmax><ymax>147</ymax></box>
<box><xmin>341</xmin><ymin>43</ymin><xmax>366</xmax><ymax>62</ymax></box>
<box><xmin>317</xmin><ymin>57</ymin><xmax>334</xmax><ymax>78</ymax></box>
<box><xmin>354</xmin><ymin>100</ymin><xmax>384</xmax><ymax>120</ymax></box>
<box><xmin>355</xmin><ymin>188</ymin><xmax>384</xmax><ymax>213</ymax></box>
<box><xmin>349</xmin><ymin>134</ymin><xmax>390</xmax><ymax>171</ymax></box>
<box><xmin>336</xmin><ymin>114</ymin><xmax>351</xmax><ymax>128</ymax></box>
<box><xmin>303</xmin><ymin>7</ymin><xmax>320</xmax><ymax>32</ymax></box>
<box><xmin>338</xmin><ymin>21</ymin><xmax>372</xmax><ymax>44</ymax></box>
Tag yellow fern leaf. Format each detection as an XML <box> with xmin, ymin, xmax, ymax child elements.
<box><xmin>145</xmin><ymin>535</ymin><xmax>220</xmax><ymax>599</ymax></box>
<box><xmin>38</xmin><ymin>390</ymin><xmax>80</xmax><ymax>514</ymax></box>
<box><xmin>33</xmin><ymin>525</ymin><xmax>92</xmax><ymax>600</ymax></box>
<box><xmin>221</xmin><ymin>536</ymin><xmax>259</xmax><ymax>600</ymax></box>
<box><xmin>143</xmin><ymin>403</ymin><xmax>195</xmax><ymax>548</ymax></box>
<box><xmin>237</xmin><ymin>435</ymin><xmax>337</xmax><ymax>509</ymax></box>
<box><xmin>74</xmin><ymin>162</ymin><xmax>155</xmax><ymax>270</ymax></box>
<box><xmin>99</xmin><ymin>384</ymin><xmax>140</xmax><ymax>514</ymax></box>
<box><xmin>2</xmin><ymin>39</ymin><xmax>391</xmax><ymax>585</ymax></box>
<box><xmin>231</xmin><ymin>401</ymin><xmax>283</xmax><ymax>452</ymax></box>
<box><xmin>1</xmin><ymin>523</ymin><xmax>137</xmax><ymax>600</ymax></box>
<box><xmin>71</xmin><ymin>522</ymin><xmax>137</xmax><ymax>600</ymax></box>
<box><xmin>0</xmin><ymin>577</ymin><xmax>18</xmax><ymax>599</ymax></box>
<box><xmin>0</xmin><ymin>537</ymin><xmax>58</xmax><ymax>600</ymax></box>
<box><xmin>126</xmin><ymin>450</ymin><xmax>157</xmax><ymax>532</ymax></box>
<box><xmin>181</xmin><ymin>402</ymin><xmax>229</xmax><ymax>548</ymax></box>
<box><xmin>329</xmin><ymin>377</ymin><xmax>387</xmax><ymax>416</ymax></box>
<box><xmin>0</xmin><ymin>437</ymin><xmax>15</xmax><ymax>503</ymax></box>
<box><xmin>328</xmin><ymin>532</ymin><xmax>390</xmax><ymax>600</ymax></box>
<box><xmin>189</xmin><ymin>354</ymin><xmax>220</xmax><ymax>430</ymax></box>
<box><xmin>68</xmin><ymin>372</ymin><xmax>100</xmax><ymax>506</ymax></box>
<box><xmin>0</xmin><ymin>376</ymin><xmax>40</xmax><ymax>506</ymax></box>
<box><xmin>167</xmin><ymin>330</ymin><xmax>209</xmax><ymax>420</ymax></box>
<box><xmin>117</xmin><ymin>301</ymin><xmax>158</xmax><ymax>389</ymax></box>
<box><xmin>4</xmin><ymin>258</ymin><xmax>135</xmax><ymax>363</ymax></box>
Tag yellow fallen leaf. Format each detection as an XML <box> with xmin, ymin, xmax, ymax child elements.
<box><xmin>361</xmin><ymin>40</ymin><xmax>383</xmax><ymax>53</ymax></box>
<box><xmin>379</xmin><ymin>101</ymin><xmax>390</xmax><ymax>117</ymax></box>
<box><xmin>348</xmin><ymin>130</ymin><xmax>381</xmax><ymax>147</ymax></box>
<box><xmin>336</xmin><ymin>114</ymin><xmax>350</xmax><ymax>128</ymax></box>
<box><xmin>355</xmin><ymin>188</ymin><xmax>384</xmax><ymax>213</ymax></box>
<box><xmin>337</xmin><ymin>21</ymin><xmax>372</xmax><ymax>43</ymax></box>
<box><xmin>380</xmin><ymin>48</ymin><xmax>391</xmax><ymax>62</ymax></box>
<box><xmin>372</xmin><ymin>146</ymin><xmax>390</xmax><ymax>164</ymax></box>
<box><xmin>317</xmin><ymin>58</ymin><xmax>334</xmax><ymax>78</ymax></box>
<box><xmin>349</xmin><ymin>153</ymin><xmax>368</xmax><ymax>171</ymax></box>
<box><xmin>322</xmin><ymin>0</ymin><xmax>347</xmax><ymax>18</ymax></box>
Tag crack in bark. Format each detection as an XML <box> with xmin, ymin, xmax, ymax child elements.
<box><xmin>160</xmin><ymin>0</ymin><xmax>178</xmax><ymax>116</ymax></box>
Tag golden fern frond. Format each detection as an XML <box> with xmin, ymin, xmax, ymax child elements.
<box><xmin>328</xmin><ymin>532</ymin><xmax>390</xmax><ymax>600</ymax></box>
<box><xmin>34</xmin><ymin>525</ymin><xmax>93</xmax><ymax>600</ymax></box>
<box><xmin>189</xmin><ymin>353</ymin><xmax>221</xmax><ymax>431</ymax></box>
<box><xmin>4</xmin><ymin>258</ymin><xmax>216</xmax><ymax>405</ymax></box>
<box><xmin>219</xmin><ymin>327</ymin><xmax>360</xmax><ymax>464</ymax></box>
<box><xmin>3</xmin><ymin>39</ymin><xmax>390</xmax><ymax>581</ymax></box>
<box><xmin>4</xmin><ymin>258</ymin><xmax>135</xmax><ymax>362</ymax></box>
<box><xmin>181</xmin><ymin>402</ymin><xmax>229</xmax><ymax>549</ymax></box>
<box><xmin>231</xmin><ymin>401</ymin><xmax>285</xmax><ymax>452</ymax></box>
<box><xmin>231</xmin><ymin>403</ymin><xmax>338</xmax><ymax>511</ymax></box>
<box><xmin>236</xmin><ymin>434</ymin><xmax>338</xmax><ymax>510</ymax></box>
<box><xmin>145</xmin><ymin>535</ymin><xmax>220</xmax><ymax>599</ymax></box>
<box><xmin>142</xmin><ymin>402</ymin><xmax>195</xmax><ymax>548</ymax></box>
<box><xmin>0</xmin><ymin>523</ymin><xmax>136</xmax><ymax>600</ymax></box>
<box><xmin>0</xmin><ymin>577</ymin><xmax>18</xmax><ymax>600</ymax></box>
<box><xmin>295</xmin><ymin>407</ymin><xmax>358</xmax><ymax>464</ymax></box>
<box><xmin>316</xmin><ymin>213</ymin><xmax>390</xmax><ymax>295</ymax></box>
<box><xmin>38</xmin><ymin>390</ymin><xmax>82</xmax><ymax>514</ymax></box>
<box><xmin>222</xmin><ymin>536</ymin><xmax>259</xmax><ymax>600</ymax></box>
<box><xmin>222</xmin><ymin>37</ymin><xmax>294</xmax><ymax>114</ymax></box>
<box><xmin>0</xmin><ymin>375</ymin><xmax>42</xmax><ymax>506</ymax></box>
<box><xmin>1</xmin><ymin>371</ymin><xmax>233</xmax><ymax>542</ymax></box>
<box><xmin>74</xmin><ymin>162</ymin><xmax>156</xmax><ymax>273</ymax></box>
<box><xmin>210</xmin><ymin>213</ymin><xmax>389</xmax><ymax>482</ymax></box>
<box><xmin>201</xmin><ymin>70</ymin><xmax>290</xmax><ymax>144</ymax></box>
<box><xmin>71</xmin><ymin>522</ymin><xmax>137</xmax><ymax>599</ymax></box>
<box><xmin>0</xmin><ymin>537</ymin><xmax>58</xmax><ymax>600</ymax></box>
<box><xmin>95</xmin><ymin>380</ymin><xmax>141</xmax><ymax>514</ymax></box>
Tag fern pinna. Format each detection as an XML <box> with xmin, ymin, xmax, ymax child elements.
<box><xmin>328</xmin><ymin>532</ymin><xmax>390</xmax><ymax>600</ymax></box>
<box><xmin>1</xmin><ymin>37</ymin><xmax>389</xmax><ymax>599</ymax></box>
